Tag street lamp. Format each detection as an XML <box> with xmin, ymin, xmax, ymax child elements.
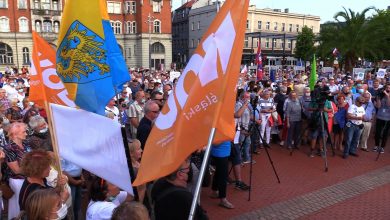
<box><xmin>145</xmin><ymin>13</ymin><xmax>154</xmax><ymax>71</ymax></box>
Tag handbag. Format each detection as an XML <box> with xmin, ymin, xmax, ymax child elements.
<box><xmin>1</xmin><ymin>182</ymin><xmax>15</xmax><ymax>200</ymax></box>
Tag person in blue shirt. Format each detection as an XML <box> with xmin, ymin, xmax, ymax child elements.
<box><xmin>358</xmin><ymin>92</ymin><xmax>376</xmax><ymax>151</ymax></box>
<box><xmin>210</xmin><ymin>141</ymin><xmax>234</xmax><ymax>209</ymax></box>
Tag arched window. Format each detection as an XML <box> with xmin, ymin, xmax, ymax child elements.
<box><xmin>0</xmin><ymin>43</ymin><xmax>13</xmax><ymax>64</ymax></box>
<box><xmin>22</xmin><ymin>47</ymin><xmax>30</xmax><ymax>64</ymax></box>
<box><xmin>42</xmin><ymin>20</ymin><xmax>52</xmax><ymax>32</ymax></box>
<box><xmin>114</xmin><ymin>21</ymin><xmax>122</xmax><ymax>34</ymax></box>
<box><xmin>35</xmin><ymin>20</ymin><xmax>41</xmax><ymax>32</ymax></box>
<box><xmin>53</xmin><ymin>21</ymin><xmax>60</xmax><ymax>33</ymax></box>
<box><xmin>153</xmin><ymin>20</ymin><xmax>161</xmax><ymax>33</ymax></box>
<box><xmin>151</xmin><ymin>42</ymin><xmax>165</xmax><ymax>54</ymax></box>
<box><xmin>0</xmin><ymin>16</ymin><xmax>10</xmax><ymax>32</ymax></box>
<box><xmin>132</xmin><ymin>21</ymin><xmax>136</xmax><ymax>34</ymax></box>
<box><xmin>19</xmin><ymin>17</ymin><xmax>29</xmax><ymax>32</ymax></box>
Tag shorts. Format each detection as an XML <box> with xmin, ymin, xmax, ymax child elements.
<box><xmin>333</xmin><ymin>124</ymin><xmax>343</xmax><ymax>134</ymax></box>
<box><xmin>229</xmin><ymin>143</ymin><xmax>242</xmax><ymax>166</ymax></box>
<box><xmin>310</xmin><ymin>128</ymin><xmax>328</xmax><ymax>139</ymax></box>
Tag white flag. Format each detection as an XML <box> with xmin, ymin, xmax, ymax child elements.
<box><xmin>50</xmin><ymin>104</ymin><xmax>133</xmax><ymax>194</ymax></box>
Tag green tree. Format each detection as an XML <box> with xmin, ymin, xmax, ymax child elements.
<box><xmin>317</xmin><ymin>7</ymin><xmax>375</xmax><ymax>72</ymax></box>
<box><xmin>294</xmin><ymin>26</ymin><xmax>316</xmax><ymax>63</ymax></box>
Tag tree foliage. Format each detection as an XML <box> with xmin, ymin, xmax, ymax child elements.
<box><xmin>317</xmin><ymin>7</ymin><xmax>390</xmax><ymax>72</ymax></box>
<box><xmin>294</xmin><ymin>26</ymin><xmax>316</xmax><ymax>62</ymax></box>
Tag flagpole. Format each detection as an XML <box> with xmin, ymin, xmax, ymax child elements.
<box><xmin>44</xmin><ymin>101</ymin><xmax>63</xmax><ymax>177</ymax></box>
<box><xmin>188</xmin><ymin>127</ymin><xmax>216</xmax><ymax>220</ymax></box>
<box><xmin>113</xmin><ymin>88</ymin><xmax>139</xmax><ymax>201</ymax></box>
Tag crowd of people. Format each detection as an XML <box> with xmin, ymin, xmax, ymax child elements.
<box><xmin>0</xmin><ymin>64</ymin><xmax>388</xmax><ymax>220</ymax></box>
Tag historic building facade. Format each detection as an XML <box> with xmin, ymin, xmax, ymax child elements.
<box><xmin>0</xmin><ymin>0</ymin><xmax>172</xmax><ymax>70</ymax></box>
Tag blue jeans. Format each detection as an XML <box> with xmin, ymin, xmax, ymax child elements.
<box><xmin>239</xmin><ymin>133</ymin><xmax>251</xmax><ymax>162</ymax></box>
<box><xmin>343</xmin><ymin>123</ymin><xmax>362</xmax><ymax>157</ymax></box>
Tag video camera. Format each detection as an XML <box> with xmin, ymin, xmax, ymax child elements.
<box><xmin>311</xmin><ymin>85</ymin><xmax>331</xmax><ymax>108</ymax></box>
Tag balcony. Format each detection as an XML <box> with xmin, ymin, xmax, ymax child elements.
<box><xmin>32</xmin><ymin>9</ymin><xmax>61</xmax><ymax>16</ymax></box>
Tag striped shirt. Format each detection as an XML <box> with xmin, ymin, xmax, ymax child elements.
<box><xmin>3</xmin><ymin>140</ymin><xmax>31</xmax><ymax>181</ymax></box>
<box><xmin>127</xmin><ymin>101</ymin><xmax>144</xmax><ymax>138</ymax></box>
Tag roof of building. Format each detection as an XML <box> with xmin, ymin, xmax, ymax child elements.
<box><xmin>177</xmin><ymin>0</ymin><xmax>197</xmax><ymax>10</ymax></box>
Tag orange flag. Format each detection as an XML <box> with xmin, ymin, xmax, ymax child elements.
<box><xmin>30</xmin><ymin>31</ymin><xmax>76</xmax><ymax>108</ymax></box>
<box><xmin>134</xmin><ymin>0</ymin><xmax>249</xmax><ymax>186</ymax></box>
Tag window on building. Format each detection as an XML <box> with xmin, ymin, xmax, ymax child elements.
<box><xmin>107</xmin><ymin>1</ymin><xmax>121</xmax><ymax>14</ymax></box>
<box><xmin>128</xmin><ymin>47</ymin><xmax>131</xmax><ymax>58</ymax></box>
<box><xmin>282</xmin><ymin>23</ymin><xmax>285</xmax><ymax>32</ymax></box>
<box><xmin>53</xmin><ymin>21</ymin><xmax>59</xmax><ymax>33</ymax></box>
<box><xmin>197</xmin><ymin>39</ymin><xmax>200</xmax><ymax>47</ymax></box>
<box><xmin>0</xmin><ymin>0</ymin><xmax>7</xmax><ymax>8</ymax></box>
<box><xmin>19</xmin><ymin>17</ymin><xmax>29</xmax><ymax>32</ymax></box>
<box><xmin>281</xmin><ymin>40</ymin><xmax>285</xmax><ymax>49</ymax></box>
<box><xmin>126</xmin><ymin>21</ymin><xmax>136</xmax><ymax>34</ymax></box>
<box><xmin>266</xmin><ymin>22</ymin><xmax>270</xmax><ymax>30</ymax></box>
<box><xmin>125</xmin><ymin>1</ymin><xmax>136</xmax><ymax>14</ymax></box>
<box><xmin>0</xmin><ymin>43</ymin><xmax>13</xmax><ymax>64</ymax></box>
<box><xmin>34</xmin><ymin>0</ymin><xmax>39</xmax><ymax>9</ymax></box>
<box><xmin>151</xmin><ymin>42</ymin><xmax>165</xmax><ymax>53</ymax></box>
<box><xmin>22</xmin><ymin>47</ymin><xmax>30</xmax><ymax>64</ymax></box>
<box><xmin>18</xmin><ymin>0</ymin><xmax>27</xmax><ymax>9</ymax></box>
<box><xmin>191</xmin><ymin>22</ymin><xmax>194</xmax><ymax>31</ymax></box>
<box><xmin>258</xmin><ymin>21</ymin><xmax>262</xmax><ymax>29</ymax></box>
<box><xmin>244</xmin><ymin>37</ymin><xmax>248</xmax><ymax>48</ymax></box>
<box><xmin>42</xmin><ymin>20</ymin><xmax>52</xmax><ymax>32</ymax></box>
<box><xmin>191</xmin><ymin>39</ymin><xmax>194</xmax><ymax>48</ymax></box>
<box><xmin>246</xmin><ymin>20</ymin><xmax>249</xmax><ymax>29</ymax></box>
<box><xmin>153</xmin><ymin>20</ymin><xmax>161</xmax><ymax>33</ymax></box>
<box><xmin>274</xmin><ymin>22</ymin><xmax>278</xmax><ymax>31</ymax></box>
<box><xmin>53</xmin><ymin>0</ymin><xmax>59</xmax><ymax>10</ymax></box>
<box><xmin>272</xmin><ymin>39</ymin><xmax>277</xmax><ymax>48</ymax></box>
<box><xmin>265</xmin><ymin>38</ymin><xmax>270</xmax><ymax>48</ymax></box>
<box><xmin>288</xmin><ymin>39</ymin><xmax>291</xmax><ymax>49</ymax></box>
<box><xmin>131</xmin><ymin>21</ymin><xmax>136</xmax><ymax>33</ymax></box>
<box><xmin>152</xmin><ymin>1</ymin><xmax>162</xmax><ymax>13</ymax></box>
<box><xmin>35</xmin><ymin>20</ymin><xmax>41</xmax><ymax>32</ymax></box>
<box><xmin>0</xmin><ymin>17</ymin><xmax>10</xmax><ymax>32</ymax></box>
<box><xmin>114</xmin><ymin>21</ymin><xmax>121</xmax><ymax>34</ymax></box>
<box><xmin>289</xmin><ymin>24</ymin><xmax>292</xmax><ymax>32</ymax></box>
<box><xmin>197</xmin><ymin>21</ymin><xmax>200</xmax><ymax>30</ymax></box>
<box><xmin>41</xmin><ymin>0</ymin><xmax>50</xmax><ymax>10</ymax></box>
<box><xmin>296</xmin><ymin>24</ymin><xmax>299</xmax><ymax>32</ymax></box>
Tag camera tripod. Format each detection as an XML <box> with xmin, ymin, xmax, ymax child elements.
<box><xmin>230</xmin><ymin>105</ymin><xmax>281</xmax><ymax>201</ymax></box>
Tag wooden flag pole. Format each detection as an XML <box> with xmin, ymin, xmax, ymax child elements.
<box><xmin>188</xmin><ymin>127</ymin><xmax>216</xmax><ymax>220</ymax></box>
<box><xmin>43</xmin><ymin>101</ymin><xmax>63</xmax><ymax>176</ymax></box>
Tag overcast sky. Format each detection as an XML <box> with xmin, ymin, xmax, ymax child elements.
<box><xmin>172</xmin><ymin>0</ymin><xmax>389</xmax><ymax>23</ymax></box>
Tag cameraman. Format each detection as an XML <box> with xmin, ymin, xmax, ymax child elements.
<box><xmin>343</xmin><ymin>96</ymin><xmax>366</xmax><ymax>158</ymax></box>
<box><xmin>373</xmin><ymin>83</ymin><xmax>390</xmax><ymax>154</ymax></box>
<box><xmin>234</xmin><ymin>91</ymin><xmax>253</xmax><ymax>164</ymax></box>
<box><xmin>308</xmin><ymin>86</ymin><xmax>333</xmax><ymax>158</ymax></box>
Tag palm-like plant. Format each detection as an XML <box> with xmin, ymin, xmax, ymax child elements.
<box><xmin>317</xmin><ymin>7</ymin><xmax>375</xmax><ymax>72</ymax></box>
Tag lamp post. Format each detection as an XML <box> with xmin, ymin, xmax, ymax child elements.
<box><xmin>146</xmin><ymin>13</ymin><xmax>154</xmax><ymax>71</ymax></box>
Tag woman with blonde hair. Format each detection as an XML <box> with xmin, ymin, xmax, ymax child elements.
<box><xmin>3</xmin><ymin>122</ymin><xmax>31</xmax><ymax>219</ymax></box>
<box><xmin>129</xmin><ymin>139</ymin><xmax>146</xmax><ymax>202</ymax></box>
<box><xmin>23</xmin><ymin>188</ymin><xmax>67</xmax><ymax>220</ymax></box>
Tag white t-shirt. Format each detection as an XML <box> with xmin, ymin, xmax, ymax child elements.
<box><xmin>348</xmin><ymin>104</ymin><xmax>365</xmax><ymax>125</ymax></box>
<box><xmin>328</xmin><ymin>84</ymin><xmax>339</xmax><ymax>94</ymax></box>
<box><xmin>86</xmin><ymin>191</ymin><xmax>127</xmax><ymax>220</ymax></box>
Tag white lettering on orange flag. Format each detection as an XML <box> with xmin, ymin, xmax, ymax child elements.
<box><xmin>156</xmin><ymin>14</ymin><xmax>235</xmax><ymax>130</ymax></box>
<box><xmin>134</xmin><ymin>0</ymin><xmax>249</xmax><ymax>186</ymax></box>
<box><xmin>30</xmin><ymin>31</ymin><xmax>76</xmax><ymax>107</ymax></box>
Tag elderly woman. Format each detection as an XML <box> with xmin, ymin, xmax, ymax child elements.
<box><xmin>19</xmin><ymin>150</ymin><xmax>69</xmax><ymax>213</ymax></box>
<box><xmin>285</xmin><ymin>91</ymin><xmax>302</xmax><ymax>150</ymax></box>
<box><xmin>28</xmin><ymin>115</ymin><xmax>52</xmax><ymax>151</ymax></box>
<box><xmin>3</xmin><ymin>122</ymin><xmax>31</xmax><ymax>219</ymax></box>
<box><xmin>129</xmin><ymin>139</ymin><xmax>146</xmax><ymax>202</ymax></box>
<box><xmin>6</xmin><ymin>98</ymin><xmax>23</xmax><ymax>123</ymax></box>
